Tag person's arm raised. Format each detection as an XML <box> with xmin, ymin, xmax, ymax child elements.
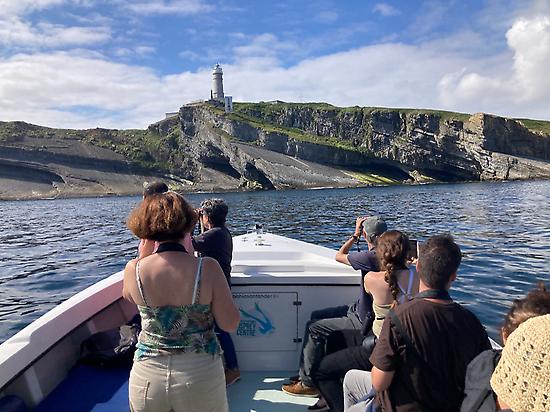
<box><xmin>335</xmin><ymin>217</ymin><xmax>366</xmax><ymax>265</ymax></box>
<box><xmin>208</xmin><ymin>258</ymin><xmax>240</xmax><ymax>332</ymax></box>
<box><xmin>123</xmin><ymin>259</ymin><xmax>138</xmax><ymax>304</ymax></box>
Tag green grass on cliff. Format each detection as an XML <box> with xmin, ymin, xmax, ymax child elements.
<box><xmin>225</xmin><ymin>109</ymin><xmax>365</xmax><ymax>152</ymax></box>
<box><xmin>0</xmin><ymin>120</ymin><xmax>179</xmax><ymax>172</ymax></box>
<box><xmin>342</xmin><ymin>170</ymin><xmax>399</xmax><ymax>185</ymax></box>
<box><xmin>82</xmin><ymin>128</ymin><xmax>171</xmax><ymax>170</ymax></box>
<box><xmin>216</xmin><ymin>102</ymin><xmax>472</xmax><ymax>155</ymax></box>
<box><xmin>366</xmin><ymin>107</ymin><xmax>471</xmax><ymax>123</ymax></box>
<box><xmin>233</xmin><ymin>102</ymin><xmax>471</xmax><ymax>123</ymax></box>
<box><xmin>515</xmin><ymin>118</ymin><xmax>550</xmax><ymax>136</ymax></box>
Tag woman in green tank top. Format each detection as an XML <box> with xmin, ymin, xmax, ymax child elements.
<box><xmin>123</xmin><ymin>192</ymin><xmax>240</xmax><ymax>412</ymax></box>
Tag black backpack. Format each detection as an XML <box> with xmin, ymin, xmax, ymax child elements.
<box><xmin>80</xmin><ymin>314</ymin><xmax>141</xmax><ymax>367</ymax></box>
<box><xmin>460</xmin><ymin>349</ymin><xmax>501</xmax><ymax>412</ymax></box>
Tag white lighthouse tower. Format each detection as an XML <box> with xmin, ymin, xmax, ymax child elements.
<box><xmin>211</xmin><ymin>63</ymin><xmax>224</xmax><ymax>101</ymax></box>
<box><xmin>210</xmin><ymin>63</ymin><xmax>232</xmax><ymax>112</ymax></box>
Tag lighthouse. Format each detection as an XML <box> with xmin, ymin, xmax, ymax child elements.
<box><xmin>210</xmin><ymin>63</ymin><xmax>232</xmax><ymax>112</ymax></box>
<box><xmin>211</xmin><ymin>63</ymin><xmax>224</xmax><ymax>102</ymax></box>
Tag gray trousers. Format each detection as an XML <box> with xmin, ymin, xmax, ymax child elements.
<box><xmin>343</xmin><ymin>369</ymin><xmax>373</xmax><ymax>411</ymax></box>
<box><xmin>299</xmin><ymin>309</ymin><xmax>362</xmax><ymax>387</ymax></box>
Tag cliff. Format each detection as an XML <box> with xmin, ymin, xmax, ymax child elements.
<box><xmin>1</xmin><ymin>102</ymin><xmax>549</xmax><ymax>200</ymax></box>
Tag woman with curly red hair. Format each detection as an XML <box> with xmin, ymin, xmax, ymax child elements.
<box><xmin>123</xmin><ymin>191</ymin><xmax>239</xmax><ymax>412</ymax></box>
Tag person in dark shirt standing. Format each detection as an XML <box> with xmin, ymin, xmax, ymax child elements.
<box><xmin>192</xmin><ymin>198</ymin><xmax>239</xmax><ymax>385</ymax></box>
<box><xmin>344</xmin><ymin>234</ymin><xmax>491</xmax><ymax>412</ymax></box>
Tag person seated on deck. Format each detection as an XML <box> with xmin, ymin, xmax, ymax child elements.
<box><xmin>310</xmin><ymin>230</ymin><xmax>419</xmax><ymax>412</ymax></box>
<box><xmin>192</xmin><ymin>198</ymin><xmax>240</xmax><ymax>386</ymax></box>
<box><xmin>123</xmin><ymin>192</ymin><xmax>240</xmax><ymax>412</ymax></box>
<box><xmin>460</xmin><ymin>282</ymin><xmax>550</xmax><ymax>412</ymax></box>
<box><xmin>282</xmin><ymin>216</ymin><xmax>386</xmax><ymax>397</ymax></box>
<box><xmin>490</xmin><ymin>314</ymin><xmax>550</xmax><ymax>412</ymax></box>
<box><xmin>343</xmin><ymin>234</ymin><xmax>491</xmax><ymax>412</ymax></box>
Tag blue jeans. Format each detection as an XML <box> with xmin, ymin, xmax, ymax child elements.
<box><xmin>215</xmin><ymin>323</ymin><xmax>238</xmax><ymax>370</ymax></box>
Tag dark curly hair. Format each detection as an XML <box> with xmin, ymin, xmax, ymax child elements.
<box><xmin>377</xmin><ymin>230</ymin><xmax>410</xmax><ymax>302</ymax></box>
<box><xmin>127</xmin><ymin>192</ymin><xmax>197</xmax><ymax>241</ymax></box>
<box><xmin>502</xmin><ymin>282</ymin><xmax>550</xmax><ymax>339</ymax></box>
<box><xmin>201</xmin><ymin>198</ymin><xmax>228</xmax><ymax>227</ymax></box>
<box><xmin>143</xmin><ymin>181</ymin><xmax>168</xmax><ymax>198</ymax></box>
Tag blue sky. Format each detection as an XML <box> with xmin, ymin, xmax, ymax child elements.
<box><xmin>1</xmin><ymin>0</ymin><xmax>549</xmax><ymax>128</ymax></box>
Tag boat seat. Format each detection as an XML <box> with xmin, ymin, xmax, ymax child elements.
<box><xmin>35</xmin><ymin>363</ymin><xmax>130</xmax><ymax>412</ymax></box>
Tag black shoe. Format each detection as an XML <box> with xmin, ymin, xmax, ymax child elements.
<box><xmin>287</xmin><ymin>374</ymin><xmax>300</xmax><ymax>383</ymax></box>
<box><xmin>308</xmin><ymin>396</ymin><xmax>328</xmax><ymax>411</ymax></box>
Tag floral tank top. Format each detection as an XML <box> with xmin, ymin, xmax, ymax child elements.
<box><xmin>134</xmin><ymin>253</ymin><xmax>221</xmax><ymax>361</ymax></box>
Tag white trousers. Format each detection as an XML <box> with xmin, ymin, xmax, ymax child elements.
<box><xmin>129</xmin><ymin>353</ymin><xmax>228</xmax><ymax>412</ymax></box>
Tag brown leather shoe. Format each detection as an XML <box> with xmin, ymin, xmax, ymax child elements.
<box><xmin>225</xmin><ymin>368</ymin><xmax>240</xmax><ymax>386</ymax></box>
<box><xmin>281</xmin><ymin>381</ymin><xmax>319</xmax><ymax>397</ymax></box>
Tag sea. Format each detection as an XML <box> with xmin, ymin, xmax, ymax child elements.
<box><xmin>0</xmin><ymin>180</ymin><xmax>549</xmax><ymax>344</ymax></box>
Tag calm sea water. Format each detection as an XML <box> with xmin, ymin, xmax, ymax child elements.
<box><xmin>0</xmin><ymin>181</ymin><xmax>549</xmax><ymax>344</ymax></box>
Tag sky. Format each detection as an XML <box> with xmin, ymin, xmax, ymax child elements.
<box><xmin>1</xmin><ymin>0</ymin><xmax>550</xmax><ymax>129</ymax></box>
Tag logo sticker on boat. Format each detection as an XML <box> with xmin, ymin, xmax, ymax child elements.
<box><xmin>237</xmin><ymin>302</ymin><xmax>275</xmax><ymax>336</ymax></box>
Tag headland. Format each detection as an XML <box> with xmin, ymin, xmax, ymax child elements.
<box><xmin>1</xmin><ymin>101</ymin><xmax>550</xmax><ymax>200</ymax></box>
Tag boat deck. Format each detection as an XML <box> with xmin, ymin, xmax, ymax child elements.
<box><xmin>34</xmin><ymin>363</ymin><xmax>317</xmax><ymax>411</ymax></box>
<box><xmin>227</xmin><ymin>371</ymin><xmax>317</xmax><ymax>411</ymax></box>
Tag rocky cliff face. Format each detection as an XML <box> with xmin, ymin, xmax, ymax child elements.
<box><xmin>1</xmin><ymin>102</ymin><xmax>549</xmax><ymax>200</ymax></box>
<box><xmin>165</xmin><ymin>103</ymin><xmax>550</xmax><ymax>189</ymax></box>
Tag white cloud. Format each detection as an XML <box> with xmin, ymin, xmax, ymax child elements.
<box><xmin>232</xmin><ymin>33</ymin><xmax>301</xmax><ymax>66</ymax></box>
<box><xmin>0</xmin><ymin>17</ymin><xmax>111</xmax><ymax>48</ymax></box>
<box><xmin>179</xmin><ymin>50</ymin><xmax>201</xmax><ymax>61</ymax></box>
<box><xmin>2</xmin><ymin>10</ymin><xmax>550</xmax><ymax>130</ymax></box>
<box><xmin>438</xmin><ymin>14</ymin><xmax>550</xmax><ymax>118</ymax></box>
<box><xmin>409</xmin><ymin>1</ymin><xmax>450</xmax><ymax>36</ymax></box>
<box><xmin>0</xmin><ymin>51</ymin><xmax>213</xmax><ymax>129</ymax></box>
<box><xmin>314</xmin><ymin>10</ymin><xmax>338</xmax><ymax>23</ymax></box>
<box><xmin>0</xmin><ymin>0</ymin><xmax>66</xmax><ymax>16</ymax></box>
<box><xmin>507</xmin><ymin>16</ymin><xmax>550</xmax><ymax>100</ymax></box>
<box><xmin>134</xmin><ymin>45</ymin><xmax>156</xmax><ymax>56</ymax></box>
<box><xmin>125</xmin><ymin>0</ymin><xmax>213</xmax><ymax>15</ymax></box>
<box><xmin>372</xmin><ymin>3</ymin><xmax>400</xmax><ymax>17</ymax></box>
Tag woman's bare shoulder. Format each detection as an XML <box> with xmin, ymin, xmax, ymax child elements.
<box><xmin>200</xmin><ymin>256</ymin><xmax>222</xmax><ymax>271</ymax></box>
<box><xmin>365</xmin><ymin>270</ymin><xmax>386</xmax><ymax>279</ymax></box>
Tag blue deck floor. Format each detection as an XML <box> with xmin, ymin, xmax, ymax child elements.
<box><xmin>35</xmin><ymin>364</ymin><xmax>316</xmax><ymax>411</ymax></box>
<box><xmin>35</xmin><ymin>364</ymin><xmax>131</xmax><ymax>412</ymax></box>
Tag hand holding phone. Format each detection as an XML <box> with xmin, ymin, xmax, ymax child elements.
<box><xmin>408</xmin><ymin>239</ymin><xmax>418</xmax><ymax>260</ymax></box>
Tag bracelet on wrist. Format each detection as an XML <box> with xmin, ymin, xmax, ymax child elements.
<box><xmin>351</xmin><ymin>234</ymin><xmax>359</xmax><ymax>241</ymax></box>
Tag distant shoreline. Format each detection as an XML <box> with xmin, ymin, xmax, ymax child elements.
<box><xmin>2</xmin><ymin>178</ymin><xmax>541</xmax><ymax>202</ymax></box>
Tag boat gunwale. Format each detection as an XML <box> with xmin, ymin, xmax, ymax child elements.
<box><xmin>0</xmin><ymin>271</ymin><xmax>125</xmax><ymax>390</ymax></box>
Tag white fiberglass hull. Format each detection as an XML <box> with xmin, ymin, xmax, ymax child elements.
<box><xmin>0</xmin><ymin>233</ymin><xmax>360</xmax><ymax>408</ymax></box>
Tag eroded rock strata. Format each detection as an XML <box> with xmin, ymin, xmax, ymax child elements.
<box><xmin>1</xmin><ymin>102</ymin><xmax>549</xmax><ymax>200</ymax></box>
